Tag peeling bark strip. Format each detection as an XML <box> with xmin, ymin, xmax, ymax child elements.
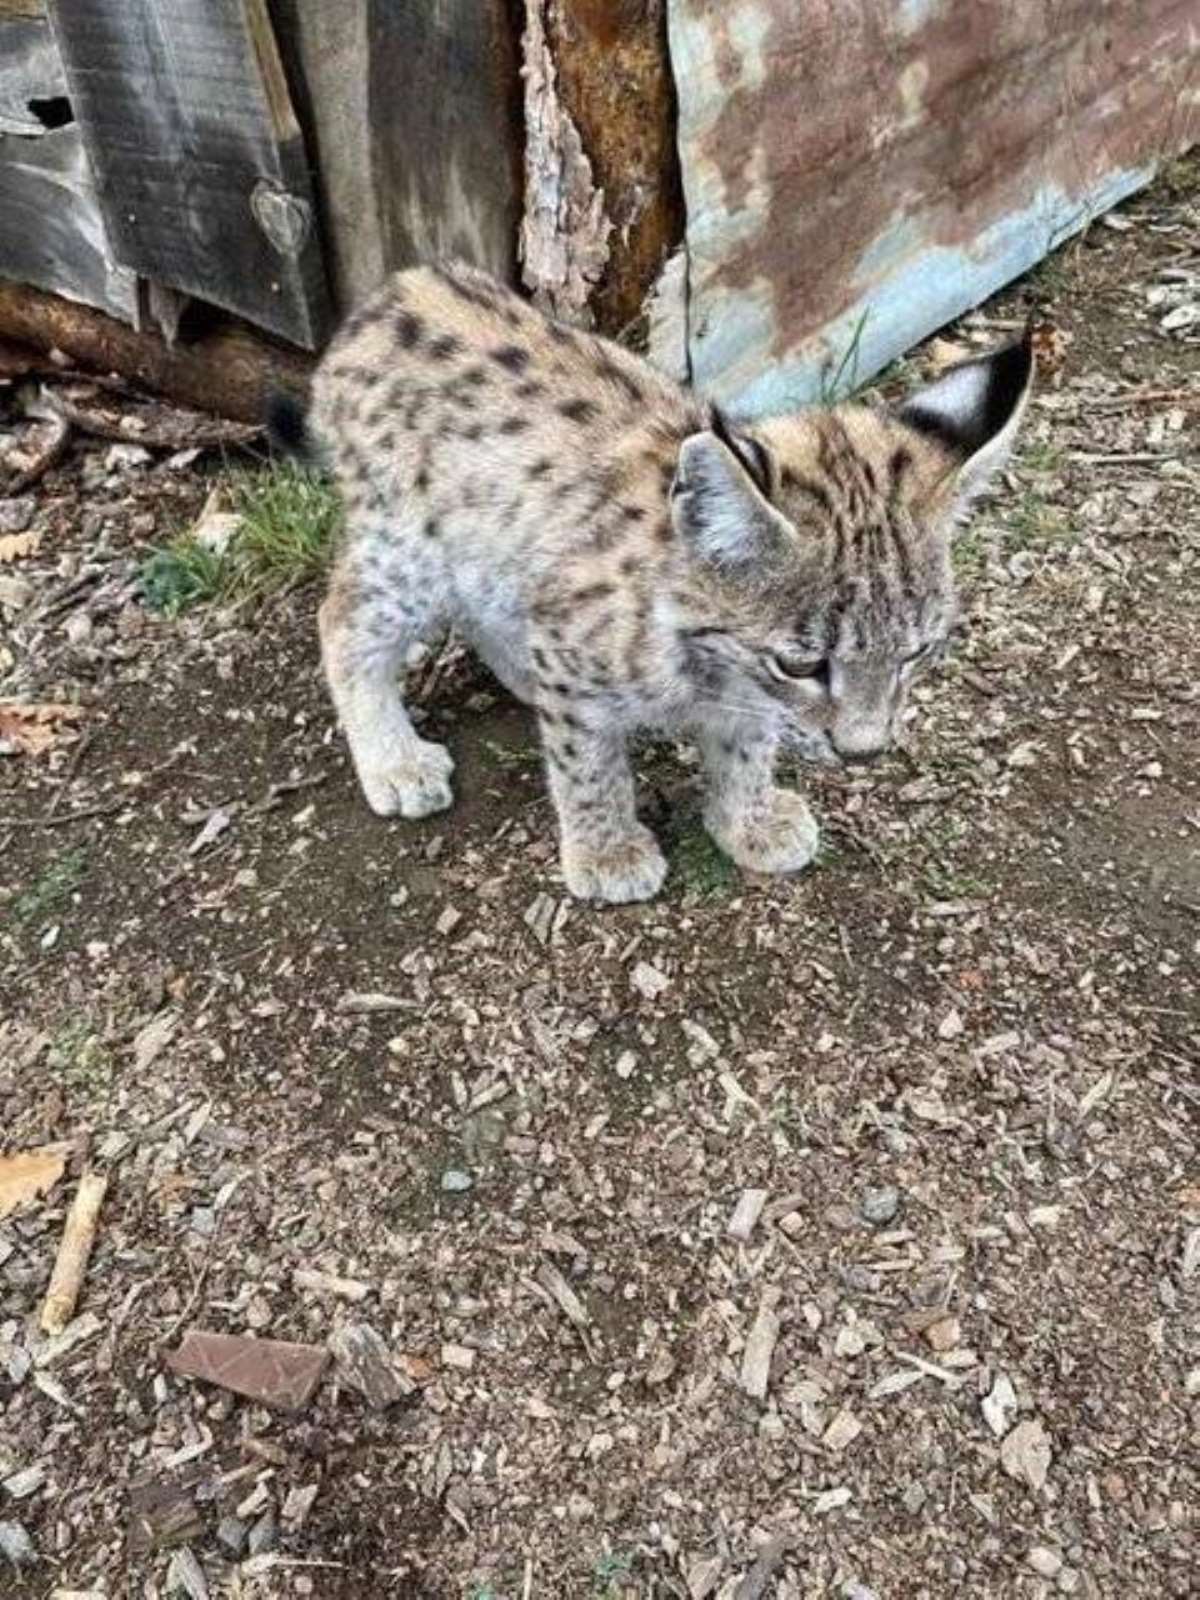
<box><xmin>519</xmin><ymin>0</ymin><xmax>613</xmax><ymax>324</ymax></box>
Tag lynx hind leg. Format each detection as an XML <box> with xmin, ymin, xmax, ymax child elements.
<box><xmin>319</xmin><ymin>539</ymin><xmax>455</xmax><ymax>821</ymax></box>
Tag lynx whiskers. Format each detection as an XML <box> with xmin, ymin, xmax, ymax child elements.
<box><xmin>270</xmin><ymin>262</ymin><xmax>1032</xmax><ymax>903</ymax></box>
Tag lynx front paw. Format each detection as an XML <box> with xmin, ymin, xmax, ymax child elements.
<box><xmin>358</xmin><ymin>739</ymin><xmax>455</xmax><ymax>820</ymax></box>
<box><xmin>561</xmin><ymin>825</ymin><xmax>668</xmax><ymax>904</ymax></box>
<box><xmin>706</xmin><ymin>789</ymin><xmax>819</xmax><ymax>876</ymax></box>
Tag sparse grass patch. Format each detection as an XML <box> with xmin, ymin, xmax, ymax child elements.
<box><xmin>139</xmin><ymin>464</ymin><xmax>339</xmax><ymax>615</ymax></box>
<box><xmin>593</xmin><ymin>1551</ymin><xmax>635</xmax><ymax>1595</ymax></box>
<box><xmin>1022</xmin><ymin>439</ymin><xmax>1066</xmax><ymax>473</ymax></box>
<box><xmin>667</xmin><ymin>816</ymin><xmax>737</xmax><ymax>897</ymax></box>
<box><xmin>229</xmin><ymin>462</ymin><xmax>340</xmax><ymax>595</ymax></box>
<box><xmin>139</xmin><ymin>535</ymin><xmax>227</xmax><ymax>616</ymax></box>
<box><xmin>48</xmin><ymin>1018</ymin><xmax>112</xmax><ymax>1091</ymax></box>
<box><xmin>12</xmin><ymin>845</ymin><xmax>88</xmax><ymax>926</ymax></box>
<box><xmin>1006</xmin><ymin>487</ymin><xmax>1069</xmax><ymax>549</ymax></box>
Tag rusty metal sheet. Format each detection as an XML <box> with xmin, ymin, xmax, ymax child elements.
<box><xmin>669</xmin><ymin>0</ymin><xmax>1200</xmax><ymax>413</ymax></box>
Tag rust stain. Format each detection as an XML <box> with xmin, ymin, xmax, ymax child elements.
<box><xmin>547</xmin><ymin>0</ymin><xmax>686</xmax><ymax>330</ymax></box>
<box><xmin>677</xmin><ymin>0</ymin><xmax>1198</xmax><ymax>368</ymax></box>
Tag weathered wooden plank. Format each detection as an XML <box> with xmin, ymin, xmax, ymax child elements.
<box><xmin>0</xmin><ymin>277</ymin><xmax>312</xmax><ymax>422</ymax></box>
<box><xmin>366</xmin><ymin>0</ymin><xmax>522</xmax><ymax>285</ymax></box>
<box><xmin>46</xmin><ymin>0</ymin><xmax>330</xmax><ymax>347</ymax></box>
<box><xmin>669</xmin><ymin>0</ymin><xmax>1200</xmax><ymax>413</ymax></box>
<box><xmin>0</xmin><ymin>16</ymin><xmax>137</xmax><ymax>319</ymax></box>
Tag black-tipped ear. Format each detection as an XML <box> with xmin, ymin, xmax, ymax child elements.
<box><xmin>710</xmin><ymin>405</ymin><xmax>775</xmax><ymax>500</ymax></box>
<box><xmin>900</xmin><ymin>331</ymin><xmax>1034</xmax><ymax>494</ymax></box>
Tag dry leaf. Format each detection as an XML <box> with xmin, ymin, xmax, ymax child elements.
<box><xmin>0</xmin><ymin>532</ymin><xmax>40</xmax><ymax>563</ymax></box>
<box><xmin>1031</xmin><ymin>320</ymin><xmax>1070</xmax><ymax>378</ymax></box>
<box><xmin>0</xmin><ymin>701</ymin><xmax>84</xmax><ymax>756</ymax></box>
<box><xmin>0</xmin><ymin>1142</ymin><xmax>71</xmax><ymax>1220</ymax></box>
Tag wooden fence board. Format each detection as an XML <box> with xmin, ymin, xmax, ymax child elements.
<box><xmin>46</xmin><ymin>0</ymin><xmax>330</xmax><ymax>347</ymax></box>
<box><xmin>0</xmin><ymin>15</ymin><xmax>137</xmax><ymax>319</ymax></box>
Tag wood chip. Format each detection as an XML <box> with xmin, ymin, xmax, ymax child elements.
<box><xmin>336</xmin><ymin>991</ymin><xmax>415</xmax><ymax>1014</ymax></box>
<box><xmin>40</xmin><ymin>1170</ymin><xmax>107</xmax><ymax>1335</ymax></box>
<box><xmin>0</xmin><ymin>1142</ymin><xmax>71</xmax><ymax>1221</ymax></box>
<box><xmin>293</xmin><ymin>1268</ymin><xmax>371</xmax><ymax>1302</ymax></box>
<box><xmin>630</xmin><ymin>960</ymin><xmax>671</xmax><ymax>999</ymax></box>
<box><xmin>982</xmin><ymin>1372</ymin><xmax>1018</xmax><ymax>1437</ymax></box>
<box><xmin>734</xmin><ymin>1533</ymin><xmax>789</xmax><ymax>1600</ymax></box>
<box><xmin>740</xmin><ymin>1286</ymin><xmax>781</xmax><ymax>1400</ymax></box>
<box><xmin>727</xmin><ymin>1188</ymin><xmax>768</xmax><ymax>1242</ymax></box>
<box><xmin>813</xmin><ymin>1485</ymin><xmax>851</xmax><ymax>1515</ymax></box>
<box><xmin>328</xmin><ymin>1322</ymin><xmax>415</xmax><ymax>1409</ymax></box>
<box><xmin>132</xmin><ymin>1012</ymin><xmax>177</xmax><ymax>1073</ymax></box>
<box><xmin>166</xmin><ymin>1546</ymin><xmax>209</xmax><ymax>1599</ymax></box>
<box><xmin>127</xmin><ymin>1473</ymin><xmax>205</xmax><ymax>1552</ymax></box>
<box><xmin>535</xmin><ymin>1261</ymin><xmax>591</xmax><ymax>1331</ymax></box>
<box><xmin>441</xmin><ymin>1342</ymin><xmax>476</xmax><ymax>1371</ymax></box>
<box><xmin>1000</xmin><ymin>1417</ymin><xmax>1052</xmax><ymax>1491</ymax></box>
<box><xmin>34</xmin><ymin>1310</ymin><xmax>103</xmax><ymax>1367</ymax></box>
<box><xmin>823</xmin><ymin>1406</ymin><xmax>863</xmax><ymax>1453</ymax></box>
<box><xmin>166</xmin><ymin>1329</ymin><xmax>329</xmax><ymax>1412</ymax></box>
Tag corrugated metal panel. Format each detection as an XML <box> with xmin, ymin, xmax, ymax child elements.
<box><xmin>669</xmin><ymin>0</ymin><xmax>1200</xmax><ymax>414</ymax></box>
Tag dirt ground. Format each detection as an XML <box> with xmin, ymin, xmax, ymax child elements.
<box><xmin>1</xmin><ymin>163</ymin><xmax>1198</xmax><ymax>1600</ymax></box>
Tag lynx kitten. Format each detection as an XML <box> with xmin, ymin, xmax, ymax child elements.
<box><xmin>271</xmin><ymin>263</ymin><xmax>1032</xmax><ymax>903</ymax></box>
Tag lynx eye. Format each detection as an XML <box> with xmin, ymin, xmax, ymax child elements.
<box><xmin>769</xmin><ymin>654</ymin><xmax>830</xmax><ymax>688</ymax></box>
<box><xmin>902</xmin><ymin>643</ymin><xmax>934</xmax><ymax>666</ymax></box>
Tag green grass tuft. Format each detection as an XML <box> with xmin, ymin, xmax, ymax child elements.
<box><xmin>139</xmin><ymin>463</ymin><xmax>340</xmax><ymax>616</ymax></box>
<box><xmin>667</xmin><ymin>818</ymin><xmax>737</xmax><ymax>897</ymax></box>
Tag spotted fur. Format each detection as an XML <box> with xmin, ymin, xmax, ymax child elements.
<box><xmin>292</xmin><ymin>262</ymin><xmax>1032</xmax><ymax>903</ymax></box>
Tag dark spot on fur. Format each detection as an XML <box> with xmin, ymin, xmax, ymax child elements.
<box><xmin>654</xmin><ymin>516</ymin><xmax>674</xmax><ymax>544</ymax></box>
<box><xmin>621</xmin><ymin>504</ymin><xmax>646</xmax><ymax>524</ymax></box>
<box><xmin>395</xmin><ymin>311</ymin><xmax>422</xmax><ymax>349</ymax></box>
<box><xmin>572</xmin><ymin>582</ymin><xmax>615</xmax><ymax>605</ymax></box>
<box><xmin>560</xmin><ymin>398</ymin><xmax>599</xmax><ymax>425</ymax></box>
<box><xmin>531</xmin><ymin>646</ymin><xmax>549</xmax><ymax>670</ymax></box>
<box><xmin>492</xmin><ymin>344</ymin><xmax>529</xmax><ymax>373</ymax></box>
<box><xmin>463</xmin><ymin>366</ymin><xmax>489</xmax><ymax>387</ymax></box>
<box><xmin>462</xmin><ymin>423</ymin><xmax>484</xmax><ymax>442</ymax></box>
<box><xmin>516</xmin><ymin>380</ymin><xmax>545</xmax><ymax>401</ymax></box>
<box><xmin>360</xmin><ymin>369</ymin><xmax>383</xmax><ymax>389</ymax></box>
<box><xmin>561</xmin><ymin>740</ymin><xmax>578</xmax><ymax>761</ymax></box>
<box><xmin>499</xmin><ymin>416</ymin><xmax>530</xmax><ymax>435</ymax></box>
<box><xmin>414</xmin><ymin>465</ymin><xmax>430</xmax><ymax>492</ymax></box>
<box><xmin>429</xmin><ymin>334</ymin><xmax>462</xmax><ymax>360</ymax></box>
<box><xmin>658</xmin><ymin>461</ymin><xmax>676</xmax><ymax>495</ymax></box>
<box><xmin>548</xmin><ymin>322</ymin><xmax>574</xmax><ymax>346</ymax></box>
<box><xmin>377</xmin><ymin>429</ymin><xmax>396</xmax><ymax>451</ymax></box>
<box><xmin>423</xmin><ymin>517</ymin><xmax>440</xmax><ymax>539</ymax></box>
<box><xmin>528</xmin><ymin>458</ymin><xmax>553</xmax><ymax>480</ymax></box>
<box><xmin>620</xmin><ymin>556</ymin><xmax>642</xmax><ymax>577</ymax></box>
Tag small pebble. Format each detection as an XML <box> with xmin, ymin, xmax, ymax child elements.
<box><xmin>248</xmin><ymin>1509</ymin><xmax>277</xmax><ymax>1556</ymax></box>
<box><xmin>1028</xmin><ymin>1546</ymin><xmax>1063</xmax><ymax>1579</ymax></box>
<box><xmin>0</xmin><ymin>1519</ymin><xmax>35</xmax><ymax>1567</ymax></box>
<box><xmin>216</xmin><ymin>1515</ymin><xmax>247</xmax><ymax>1556</ymax></box>
<box><xmin>861</xmin><ymin>1186</ymin><xmax>901</xmax><ymax>1225</ymax></box>
<box><xmin>440</xmin><ymin>1168</ymin><xmax>473</xmax><ymax>1193</ymax></box>
<box><xmin>0</xmin><ymin>497</ymin><xmax>35</xmax><ymax>534</ymax></box>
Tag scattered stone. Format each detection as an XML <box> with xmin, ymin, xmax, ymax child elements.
<box><xmin>0</xmin><ymin>1519</ymin><xmax>35</xmax><ymax>1567</ymax></box>
<box><xmin>1028</xmin><ymin>1546</ymin><xmax>1064</xmax><ymax>1578</ymax></box>
<box><xmin>727</xmin><ymin>1188</ymin><xmax>768</xmax><ymax>1242</ymax></box>
<box><xmin>2</xmin><ymin>1464</ymin><xmax>45</xmax><ymax>1499</ymax></box>
<box><xmin>842</xmin><ymin>1583</ymin><xmax>881</xmax><ymax>1600</ymax></box>
<box><xmin>281</xmin><ymin>1485</ymin><xmax>319</xmax><ymax>1531</ymax></box>
<box><xmin>835</xmin><ymin>1325</ymin><xmax>867</xmax><ymax>1359</ymax></box>
<box><xmin>166</xmin><ymin>1329</ymin><xmax>329</xmax><ymax>1412</ymax></box>
<box><xmin>440</xmin><ymin>1169</ymin><xmax>473</xmax><ymax>1194</ymax></box>
<box><xmin>436</xmin><ymin>905</ymin><xmax>462</xmax><ymax>937</ymax></box>
<box><xmin>924</xmin><ymin>1316</ymin><xmax>961</xmax><ymax>1352</ymax></box>
<box><xmin>216</xmin><ymin>1516</ymin><xmax>247</xmax><ymax>1557</ymax></box>
<box><xmin>645</xmin><ymin>1346</ymin><xmax>675</xmax><ymax>1387</ymax></box>
<box><xmin>0</xmin><ymin>498</ymin><xmax>35</xmax><ymax>535</ymax></box>
<box><xmin>247</xmin><ymin>1509</ymin><xmax>277</xmax><ymax>1556</ymax></box>
<box><xmin>982</xmin><ymin>1372</ymin><xmax>1018</xmax><ymax>1437</ymax></box>
<box><xmin>813</xmin><ymin>1486</ymin><xmax>852</xmax><ymax>1515</ymax></box>
<box><xmin>823</xmin><ymin>1407</ymin><xmax>863</xmax><ymax>1453</ymax></box>
<box><xmin>901</xmin><ymin>1482</ymin><xmax>927</xmax><ymax>1515</ymax></box>
<box><xmin>630</xmin><ymin>960</ymin><xmax>670</xmax><ymax>1000</ymax></box>
<box><xmin>860</xmin><ymin>1186</ymin><xmax>901</xmax><ymax>1225</ymax></box>
<box><xmin>166</xmin><ymin>1547</ymin><xmax>209</xmax><ymax>1599</ymax></box>
<box><xmin>938</xmin><ymin>1009</ymin><xmax>964</xmax><ymax>1040</ymax></box>
<box><xmin>614</xmin><ymin>1050</ymin><xmax>637</xmax><ymax>1080</ymax></box>
<box><xmin>337</xmin><ymin>992</ymin><xmax>414</xmax><ymax>1015</ymax></box>
<box><xmin>441</xmin><ymin>1342</ymin><xmax>476</xmax><ymax>1371</ymax></box>
<box><xmin>329</xmin><ymin>1322</ymin><xmax>415</xmax><ymax>1410</ymax></box>
<box><xmin>1001</xmin><ymin>1417</ymin><xmax>1052</xmax><ymax>1492</ymax></box>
